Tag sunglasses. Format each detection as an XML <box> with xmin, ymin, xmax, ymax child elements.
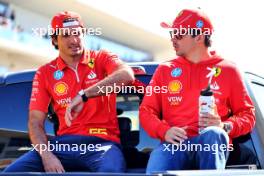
<box><xmin>169</xmin><ymin>30</ymin><xmax>185</xmax><ymax>40</ymax></box>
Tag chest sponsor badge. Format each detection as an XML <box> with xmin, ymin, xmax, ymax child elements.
<box><xmin>56</xmin><ymin>97</ymin><xmax>71</xmax><ymax>108</ymax></box>
<box><xmin>171</xmin><ymin>68</ymin><xmax>182</xmax><ymax>77</ymax></box>
<box><xmin>53</xmin><ymin>70</ymin><xmax>64</xmax><ymax>80</ymax></box>
<box><xmin>196</xmin><ymin>20</ymin><xmax>204</xmax><ymax>28</ymax></box>
<box><xmin>54</xmin><ymin>82</ymin><xmax>68</xmax><ymax>96</ymax></box>
<box><xmin>210</xmin><ymin>81</ymin><xmax>220</xmax><ymax>90</ymax></box>
<box><xmin>168</xmin><ymin>80</ymin><xmax>182</xmax><ymax>94</ymax></box>
<box><xmin>88</xmin><ymin>58</ymin><xmax>95</xmax><ymax>69</ymax></box>
<box><xmin>168</xmin><ymin>96</ymin><xmax>183</xmax><ymax>105</ymax></box>
<box><xmin>88</xmin><ymin>71</ymin><xmax>97</xmax><ymax>79</ymax></box>
<box><xmin>213</xmin><ymin>67</ymin><xmax>221</xmax><ymax>77</ymax></box>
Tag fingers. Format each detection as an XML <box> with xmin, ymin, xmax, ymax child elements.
<box><xmin>65</xmin><ymin>106</ymin><xmax>80</xmax><ymax>127</ymax></box>
<box><xmin>166</xmin><ymin>134</ymin><xmax>185</xmax><ymax>145</ymax></box>
<box><xmin>42</xmin><ymin>153</ymin><xmax>65</xmax><ymax>173</ymax></box>
<box><xmin>171</xmin><ymin>127</ymin><xmax>188</xmax><ymax>141</ymax></box>
<box><xmin>172</xmin><ymin>135</ymin><xmax>185</xmax><ymax>143</ymax></box>
<box><xmin>71</xmin><ymin>103</ymin><xmax>83</xmax><ymax>120</ymax></box>
<box><xmin>199</xmin><ymin>115</ymin><xmax>222</xmax><ymax>128</ymax></box>
<box><xmin>165</xmin><ymin>127</ymin><xmax>188</xmax><ymax>144</ymax></box>
<box><xmin>55</xmin><ymin>164</ymin><xmax>65</xmax><ymax>173</ymax></box>
<box><xmin>64</xmin><ymin>96</ymin><xmax>84</xmax><ymax>127</ymax></box>
<box><xmin>167</xmin><ymin>138</ymin><xmax>179</xmax><ymax>145</ymax></box>
<box><xmin>72</xmin><ymin>111</ymin><xmax>79</xmax><ymax>119</ymax></box>
<box><xmin>182</xmin><ymin>126</ymin><xmax>188</xmax><ymax>130</ymax></box>
<box><xmin>64</xmin><ymin>106</ymin><xmax>72</xmax><ymax>127</ymax></box>
<box><xmin>199</xmin><ymin>117</ymin><xmax>208</xmax><ymax>128</ymax></box>
<box><xmin>45</xmin><ymin>164</ymin><xmax>65</xmax><ymax>173</ymax></box>
<box><xmin>200</xmin><ymin>112</ymin><xmax>220</xmax><ymax>119</ymax></box>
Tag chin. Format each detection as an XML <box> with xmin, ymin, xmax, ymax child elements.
<box><xmin>176</xmin><ymin>52</ymin><xmax>182</xmax><ymax>56</ymax></box>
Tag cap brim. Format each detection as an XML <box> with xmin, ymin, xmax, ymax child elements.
<box><xmin>160</xmin><ymin>22</ymin><xmax>173</xmax><ymax>28</ymax></box>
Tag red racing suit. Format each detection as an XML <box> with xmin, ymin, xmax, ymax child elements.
<box><xmin>139</xmin><ymin>52</ymin><xmax>255</xmax><ymax>141</ymax></box>
<box><xmin>29</xmin><ymin>50</ymin><xmax>123</xmax><ymax>143</ymax></box>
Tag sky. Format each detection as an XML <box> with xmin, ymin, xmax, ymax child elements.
<box><xmin>78</xmin><ymin>0</ymin><xmax>264</xmax><ymax>76</ymax></box>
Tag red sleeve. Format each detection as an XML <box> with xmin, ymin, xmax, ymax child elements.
<box><xmin>224</xmin><ymin>67</ymin><xmax>256</xmax><ymax>138</ymax></box>
<box><xmin>97</xmin><ymin>50</ymin><xmax>124</xmax><ymax>75</ymax></box>
<box><xmin>139</xmin><ymin>66</ymin><xmax>170</xmax><ymax>141</ymax></box>
<box><xmin>29</xmin><ymin>66</ymin><xmax>51</xmax><ymax>113</ymax></box>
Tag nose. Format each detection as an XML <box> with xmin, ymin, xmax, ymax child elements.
<box><xmin>69</xmin><ymin>35</ymin><xmax>80</xmax><ymax>44</ymax></box>
<box><xmin>171</xmin><ymin>37</ymin><xmax>178</xmax><ymax>43</ymax></box>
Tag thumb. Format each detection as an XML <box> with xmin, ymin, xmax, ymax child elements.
<box><xmin>181</xmin><ymin>126</ymin><xmax>188</xmax><ymax>134</ymax></box>
<box><xmin>65</xmin><ymin>106</ymin><xmax>72</xmax><ymax>127</ymax></box>
<box><xmin>65</xmin><ymin>115</ymin><xmax>71</xmax><ymax>127</ymax></box>
<box><xmin>182</xmin><ymin>126</ymin><xmax>188</xmax><ymax>130</ymax></box>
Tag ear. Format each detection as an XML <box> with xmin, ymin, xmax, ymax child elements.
<box><xmin>52</xmin><ymin>37</ymin><xmax>58</xmax><ymax>45</ymax></box>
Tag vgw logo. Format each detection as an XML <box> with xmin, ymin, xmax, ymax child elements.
<box><xmin>168</xmin><ymin>96</ymin><xmax>183</xmax><ymax>105</ymax></box>
<box><xmin>56</xmin><ymin>97</ymin><xmax>71</xmax><ymax>108</ymax></box>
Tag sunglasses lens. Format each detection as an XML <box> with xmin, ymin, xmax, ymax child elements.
<box><xmin>176</xmin><ymin>34</ymin><xmax>182</xmax><ymax>40</ymax></box>
<box><xmin>170</xmin><ymin>30</ymin><xmax>183</xmax><ymax>40</ymax></box>
<box><xmin>169</xmin><ymin>31</ymin><xmax>173</xmax><ymax>38</ymax></box>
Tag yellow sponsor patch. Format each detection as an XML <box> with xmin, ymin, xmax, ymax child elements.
<box><xmin>214</xmin><ymin>67</ymin><xmax>221</xmax><ymax>77</ymax></box>
<box><xmin>168</xmin><ymin>80</ymin><xmax>182</xmax><ymax>93</ymax></box>
<box><xmin>89</xmin><ymin>128</ymin><xmax>107</xmax><ymax>135</ymax></box>
<box><xmin>88</xmin><ymin>58</ymin><xmax>95</xmax><ymax>69</ymax></box>
<box><xmin>54</xmin><ymin>82</ymin><xmax>68</xmax><ymax>96</ymax></box>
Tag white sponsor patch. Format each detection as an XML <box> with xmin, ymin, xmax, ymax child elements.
<box><xmin>33</xmin><ymin>81</ymin><xmax>39</xmax><ymax>86</ymax></box>
<box><xmin>87</xmin><ymin>71</ymin><xmax>97</xmax><ymax>79</ymax></box>
<box><xmin>56</xmin><ymin>97</ymin><xmax>71</xmax><ymax>108</ymax></box>
<box><xmin>168</xmin><ymin>96</ymin><xmax>183</xmax><ymax>105</ymax></box>
<box><xmin>63</xmin><ymin>21</ymin><xmax>80</xmax><ymax>27</ymax></box>
<box><xmin>32</xmin><ymin>87</ymin><xmax>39</xmax><ymax>93</ymax></box>
<box><xmin>210</xmin><ymin>81</ymin><xmax>220</xmax><ymax>90</ymax></box>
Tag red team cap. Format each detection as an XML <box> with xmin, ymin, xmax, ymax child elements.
<box><xmin>161</xmin><ymin>9</ymin><xmax>214</xmax><ymax>34</ymax></box>
<box><xmin>51</xmin><ymin>11</ymin><xmax>84</xmax><ymax>30</ymax></box>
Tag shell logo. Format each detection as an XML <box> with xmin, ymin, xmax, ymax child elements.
<box><xmin>54</xmin><ymin>82</ymin><xmax>68</xmax><ymax>96</ymax></box>
<box><xmin>168</xmin><ymin>80</ymin><xmax>182</xmax><ymax>93</ymax></box>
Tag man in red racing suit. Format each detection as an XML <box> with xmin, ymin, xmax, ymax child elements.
<box><xmin>139</xmin><ymin>9</ymin><xmax>255</xmax><ymax>173</ymax></box>
<box><xmin>4</xmin><ymin>11</ymin><xmax>134</xmax><ymax>173</ymax></box>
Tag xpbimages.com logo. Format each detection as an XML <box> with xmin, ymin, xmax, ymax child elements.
<box><xmin>32</xmin><ymin>25</ymin><xmax>102</xmax><ymax>37</ymax></box>
<box><xmin>169</xmin><ymin>25</ymin><xmax>212</xmax><ymax>38</ymax></box>
<box><xmin>163</xmin><ymin>142</ymin><xmax>234</xmax><ymax>155</ymax></box>
<box><xmin>31</xmin><ymin>141</ymin><xmax>109</xmax><ymax>155</ymax></box>
<box><xmin>96</xmin><ymin>83</ymin><xmax>168</xmax><ymax>96</ymax></box>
